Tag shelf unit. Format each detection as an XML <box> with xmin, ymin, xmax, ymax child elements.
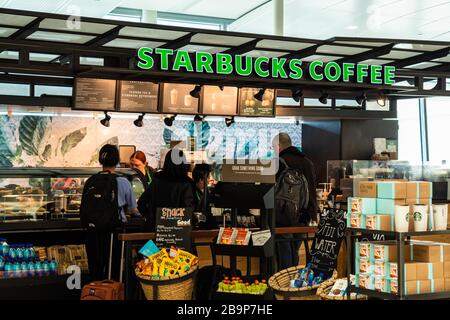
<box><xmin>346</xmin><ymin>227</ymin><xmax>450</xmax><ymax>300</ymax></box>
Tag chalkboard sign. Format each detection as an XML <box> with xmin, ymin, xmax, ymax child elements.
<box><xmin>238</xmin><ymin>88</ymin><xmax>275</xmax><ymax>117</ymax></box>
<box><xmin>309</xmin><ymin>209</ymin><xmax>346</xmax><ymax>277</ymax></box>
<box><xmin>118</xmin><ymin>81</ymin><xmax>159</xmax><ymax>112</ymax></box>
<box><xmin>156</xmin><ymin>208</ymin><xmax>192</xmax><ymax>251</ymax></box>
<box><xmin>74</xmin><ymin>78</ymin><xmax>116</xmax><ymax>111</ymax></box>
<box><xmin>360</xmin><ymin>231</ymin><xmax>395</xmax><ymax>242</ymax></box>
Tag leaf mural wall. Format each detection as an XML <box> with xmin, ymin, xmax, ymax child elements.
<box><xmin>19</xmin><ymin>116</ymin><xmax>51</xmax><ymax>156</ymax></box>
<box><xmin>61</xmin><ymin>127</ymin><xmax>87</xmax><ymax>156</ymax></box>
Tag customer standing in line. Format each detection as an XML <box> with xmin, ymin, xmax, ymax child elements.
<box><xmin>129</xmin><ymin>150</ymin><xmax>155</xmax><ymax>190</ymax></box>
<box><xmin>80</xmin><ymin>144</ymin><xmax>140</xmax><ymax>280</ymax></box>
<box><xmin>137</xmin><ymin>148</ymin><xmax>194</xmax><ymax>231</ymax></box>
<box><xmin>272</xmin><ymin>133</ymin><xmax>318</xmax><ymax>270</ymax></box>
<box><xmin>192</xmin><ymin>163</ymin><xmax>218</xmax><ymax>230</ymax></box>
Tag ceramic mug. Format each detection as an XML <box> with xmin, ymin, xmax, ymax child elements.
<box><xmin>413</xmin><ymin>204</ymin><xmax>428</xmax><ymax>232</ymax></box>
<box><xmin>394</xmin><ymin>205</ymin><xmax>410</xmax><ymax>232</ymax></box>
<box><xmin>433</xmin><ymin>204</ymin><xmax>448</xmax><ymax>231</ymax></box>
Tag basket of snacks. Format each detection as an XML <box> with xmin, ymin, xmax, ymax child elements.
<box><xmin>214</xmin><ymin>276</ymin><xmax>271</xmax><ymax>300</ymax></box>
<box><xmin>268</xmin><ymin>263</ymin><xmax>337</xmax><ymax>300</ymax></box>
<box><xmin>317</xmin><ymin>277</ymin><xmax>367</xmax><ymax>300</ymax></box>
<box><xmin>135</xmin><ymin>245</ymin><xmax>199</xmax><ymax>300</ymax></box>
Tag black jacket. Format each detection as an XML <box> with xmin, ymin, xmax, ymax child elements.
<box><xmin>277</xmin><ymin>146</ymin><xmax>318</xmax><ymax>223</ymax></box>
<box><xmin>137</xmin><ymin>171</ymin><xmax>194</xmax><ymax>231</ymax></box>
<box><xmin>133</xmin><ymin>166</ymin><xmax>155</xmax><ymax>191</ymax></box>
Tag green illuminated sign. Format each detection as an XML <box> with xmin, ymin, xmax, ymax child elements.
<box><xmin>136</xmin><ymin>47</ymin><xmax>396</xmax><ymax>85</ymax></box>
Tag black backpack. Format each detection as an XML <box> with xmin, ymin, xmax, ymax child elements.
<box><xmin>275</xmin><ymin>158</ymin><xmax>309</xmax><ymax>226</ymax></box>
<box><xmin>80</xmin><ymin>171</ymin><xmax>119</xmax><ymax>230</ymax></box>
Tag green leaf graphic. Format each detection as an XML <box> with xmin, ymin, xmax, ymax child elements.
<box><xmin>19</xmin><ymin>116</ymin><xmax>51</xmax><ymax>156</ymax></box>
<box><xmin>61</xmin><ymin>127</ymin><xmax>87</xmax><ymax>156</ymax></box>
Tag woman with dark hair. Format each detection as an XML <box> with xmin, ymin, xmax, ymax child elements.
<box><xmin>137</xmin><ymin>149</ymin><xmax>194</xmax><ymax>231</ymax></box>
<box><xmin>129</xmin><ymin>150</ymin><xmax>155</xmax><ymax>190</ymax></box>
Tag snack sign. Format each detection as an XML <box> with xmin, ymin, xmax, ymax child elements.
<box><xmin>136</xmin><ymin>47</ymin><xmax>396</xmax><ymax>85</ymax></box>
<box><xmin>309</xmin><ymin>208</ymin><xmax>346</xmax><ymax>277</ymax></box>
<box><xmin>156</xmin><ymin>208</ymin><xmax>192</xmax><ymax>251</ymax></box>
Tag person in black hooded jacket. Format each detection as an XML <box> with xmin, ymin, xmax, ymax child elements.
<box><xmin>273</xmin><ymin>133</ymin><xmax>318</xmax><ymax>269</ymax></box>
<box><xmin>137</xmin><ymin>148</ymin><xmax>194</xmax><ymax>231</ymax></box>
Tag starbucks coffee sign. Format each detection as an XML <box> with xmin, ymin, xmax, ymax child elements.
<box><xmin>136</xmin><ymin>47</ymin><xmax>396</xmax><ymax>85</ymax></box>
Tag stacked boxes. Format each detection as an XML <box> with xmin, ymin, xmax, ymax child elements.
<box><xmin>350</xmin><ymin>180</ymin><xmax>433</xmax><ymax>231</ymax></box>
<box><xmin>354</xmin><ymin>240</ymin><xmax>450</xmax><ymax>295</ymax></box>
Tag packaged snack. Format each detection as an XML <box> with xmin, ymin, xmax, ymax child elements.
<box><xmin>159</xmin><ymin>258</ymin><xmax>179</xmax><ymax>277</ymax></box>
<box><xmin>176</xmin><ymin>249</ymin><xmax>198</xmax><ymax>266</ymax></box>
<box><xmin>234</xmin><ymin>228</ymin><xmax>251</xmax><ymax>245</ymax></box>
<box><xmin>149</xmin><ymin>249</ymin><xmax>169</xmax><ymax>265</ymax></box>
<box><xmin>359</xmin><ymin>242</ymin><xmax>371</xmax><ymax>258</ymax></box>
<box><xmin>374</xmin><ymin>276</ymin><xmax>389</xmax><ymax>292</ymax></box>
<box><xmin>217</xmin><ymin>227</ymin><xmax>237</xmax><ymax>244</ymax></box>
<box><xmin>169</xmin><ymin>246</ymin><xmax>178</xmax><ymax>259</ymax></box>
<box><xmin>138</xmin><ymin>240</ymin><xmax>160</xmax><ymax>258</ymax></box>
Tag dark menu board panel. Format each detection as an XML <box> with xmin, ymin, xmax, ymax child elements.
<box><xmin>201</xmin><ymin>86</ymin><xmax>238</xmax><ymax>116</ymax></box>
<box><xmin>221</xmin><ymin>159</ymin><xmax>276</xmax><ymax>184</ymax></box>
<box><xmin>156</xmin><ymin>208</ymin><xmax>192</xmax><ymax>251</ymax></box>
<box><xmin>238</xmin><ymin>88</ymin><xmax>275</xmax><ymax>117</ymax></box>
<box><xmin>160</xmin><ymin>83</ymin><xmax>200</xmax><ymax>114</ymax></box>
<box><xmin>309</xmin><ymin>209</ymin><xmax>346</xmax><ymax>277</ymax></box>
<box><xmin>74</xmin><ymin>78</ymin><xmax>116</xmax><ymax>111</ymax></box>
<box><xmin>119</xmin><ymin>81</ymin><xmax>159</xmax><ymax>112</ymax></box>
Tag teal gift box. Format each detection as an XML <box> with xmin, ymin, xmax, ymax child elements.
<box><xmin>376</xmin><ymin>198</ymin><xmax>406</xmax><ymax>215</ymax></box>
<box><xmin>377</xmin><ymin>181</ymin><xmax>407</xmax><ymax>199</ymax></box>
<box><xmin>347</xmin><ymin>197</ymin><xmax>377</xmax><ymax>214</ymax></box>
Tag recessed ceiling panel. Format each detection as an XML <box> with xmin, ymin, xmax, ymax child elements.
<box><xmin>256</xmin><ymin>39</ymin><xmax>316</xmax><ymax>51</ymax></box>
<box><xmin>317</xmin><ymin>45</ymin><xmax>371</xmax><ymax>55</ymax></box>
<box><xmin>27</xmin><ymin>31</ymin><xmax>95</xmax><ymax>44</ymax></box>
<box><xmin>0</xmin><ymin>27</ymin><xmax>18</xmax><ymax>38</ymax></box>
<box><xmin>379</xmin><ymin>50</ymin><xmax>422</xmax><ymax>60</ymax></box>
<box><xmin>179</xmin><ymin>44</ymin><xmax>228</xmax><ymax>53</ymax></box>
<box><xmin>40</xmin><ymin>18</ymin><xmax>116</xmax><ymax>34</ymax></box>
<box><xmin>0</xmin><ymin>13</ymin><xmax>35</xmax><ymax>27</ymax></box>
<box><xmin>103</xmin><ymin>38</ymin><xmax>165</xmax><ymax>49</ymax></box>
<box><xmin>120</xmin><ymin>27</ymin><xmax>189</xmax><ymax>40</ymax></box>
<box><xmin>191</xmin><ymin>33</ymin><xmax>254</xmax><ymax>46</ymax></box>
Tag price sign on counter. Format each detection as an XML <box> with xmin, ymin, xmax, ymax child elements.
<box><xmin>156</xmin><ymin>208</ymin><xmax>192</xmax><ymax>251</ymax></box>
<box><xmin>309</xmin><ymin>209</ymin><xmax>346</xmax><ymax>277</ymax></box>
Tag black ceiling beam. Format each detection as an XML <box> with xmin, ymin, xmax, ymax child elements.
<box><xmin>8</xmin><ymin>17</ymin><xmax>43</xmax><ymax>40</ymax></box>
<box><xmin>388</xmin><ymin>46</ymin><xmax>450</xmax><ymax>69</ymax></box>
<box><xmin>336</xmin><ymin>43</ymin><xmax>395</xmax><ymax>64</ymax></box>
<box><xmin>424</xmin><ymin>62</ymin><xmax>450</xmax><ymax>72</ymax></box>
<box><xmin>223</xmin><ymin>39</ymin><xmax>260</xmax><ymax>55</ymax></box>
<box><xmin>158</xmin><ymin>32</ymin><xmax>195</xmax><ymax>50</ymax></box>
<box><xmin>280</xmin><ymin>44</ymin><xmax>319</xmax><ymax>60</ymax></box>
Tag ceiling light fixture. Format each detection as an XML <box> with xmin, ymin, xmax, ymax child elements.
<box><xmin>164</xmin><ymin>114</ymin><xmax>177</xmax><ymax>127</ymax></box>
<box><xmin>318</xmin><ymin>92</ymin><xmax>329</xmax><ymax>104</ymax></box>
<box><xmin>219</xmin><ymin>85</ymin><xmax>224</xmax><ymax>91</ymax></box>
<box><xmin>291</xmin><ymin>89</ymin><xmax>303</xmax><ymax>103</ymax></box>
<box><xmin>100</xmin><ymin>111</ymin><xmax>111</xmax><ymax>127</ymax></box>
<box><xmin>133</xmin><ymin>113</ymin><xmax>145</xmax><ymax>127</ymax></box>
<box><xmin>254</xmin><ymin>88</ymin><xmax>265</xmax><ymax>101</ymax></box>
<box><xmin>355</xmin><ymin>92</ymin><xmax>367</xmax><ymax>105</ymax></box>
<box><xmin>194</xmin><ymin>114</ymin><xmax>205</xmax><ymax>122</ymax></box>
<box><xmin>377</xmin><ymin>94</ymin><xmax>387</xmax><ymax>107</ymax></box>
<box><xmin>225</xmin><ymin>116</ymin><xmax>235</xmax><ymax>127</ymax></box>
<box><xmin>189</xmin><ymin>85</ymin><xmax>202</xmax><ymax>98</ymax></box>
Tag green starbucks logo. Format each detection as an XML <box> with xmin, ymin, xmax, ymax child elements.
<box><xmin>414</xmin><ymin>212</ymin><xmax>422</xmax><ymax>221</ymax></box>
<box><xmin>405</xmin><ymin>213</ymin><xmax>409</xmax><ymax>222</ymax></box>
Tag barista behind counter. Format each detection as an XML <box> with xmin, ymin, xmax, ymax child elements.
<box><xmin>192</xmin><ymin>164</ymin><xmax>218</xmax><ymax>230</ymax></box>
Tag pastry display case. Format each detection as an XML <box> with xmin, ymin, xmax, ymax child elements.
<box><xmin>0</xmin><ymin>168</ymin><xmax>144</xmax><ymax>228</ymax></box>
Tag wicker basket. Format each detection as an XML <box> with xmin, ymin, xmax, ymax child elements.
<box><xmin>317</xmin><ymin>278</ymin><xmax>367</xmax><ymax>300</ymax></box>
<box><xmin>135</xmin><ymin>265</ymin><xmax>198</xmax><ymax>300</ymax></box>
<box><xmin>268</xmin><ymin>266</ymin><xmax>337</xmax><ymax>300</ymax></box>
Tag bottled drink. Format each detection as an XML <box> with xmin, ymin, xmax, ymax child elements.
<box><xmin>17</xmin><ymin>244</ymin><xmax>24</xmax><ymax>262</ymax></box>
<box><xmin>20</xmin><ymin>262</ymin><xmax>28</xmax><ymax>278</ymax></box>
<box><xmin>4</xmin><ymin>262</ymin><xmax>12</xmax><ymax>279</ymax></box>
<box><xmin>12</xmin><ymin>261</ymin><xmax>21</xmax><ymax>278</ymax></box>
<box><xmin>27</xmin><ymin>261</ymin><xmax>35</xmax><ymax>277</ymax></box>
<box><xmin>49</xmin><ymin>259</ymin><xmax>58</xmax><ymax>276</ymax></box>
<box><xmin>29</xmin><ymin>244</ymin><xmax>36</xmax><ymax>260</ymax></box>
<box><xmin>34</xmin><ymin>260</ymin><xmax>42</xmax><ymax>277</ymax></box>
<box><xmin>8</xmin><ymin>245</ymin><xmax>17</xmax><ymax>261</ymax></box>
<box><xmin>23</xmin><ymin>244</ymin><xmax>32</xmax><ymax>262</ymax></box>
<box><xmin>0</xmin><ymin>238</ymin><xmax>8</xmax><ymax>257</ymax></box>
<box><xmin>42</xmin><ymin>260</ymin><xmax>50</xmax><ymax>277</ymax></box>
<box><xmin>0</xmin><ymin>256</ymin><xmax>4</xmax><ymax>271</ymax></box>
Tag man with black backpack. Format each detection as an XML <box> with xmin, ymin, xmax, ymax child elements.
<box><xmin>273</xmin><ymin>133</ymin><xmax>318</xmax><ymax>270</ymax></box>
<box><xmin>80</xmin><ymin>144</ymin><xmax>140</xmax><ymax>280</ymax></box>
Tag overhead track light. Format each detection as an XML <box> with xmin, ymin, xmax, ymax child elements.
<box><xmin>164</xmin><ymin>114</ymin><xmax>177</xmax><ymax>127</ymax></box>
<box><xmin>225</xmin><ymin>116</ymin><xmax>235</xmax><ymax>127</ymax></box>
<box><xmin>355</xmin><ymin>92</ymin><xmax>367</xmax><ymax>105</ymax></box>
<box><xmin>377</xmin><ymin>94</ymin><xmax>387</xmax><ymax>107</ymax></box>
<box><xmin>291</xmin><ymin>89</ymin><xmax>303</xmax><ymax>103</ymax></box>
<box><xmin>100</xmin><ymin>111</ymin><xmax>111</xmax><ymax>127</ymax></box>
<box><xmin>133</xmin><ymin>113</ymin><xmax>145</xmax><ymax>127</ymax></box>
<box><xmin>189</xmin><ymin>85</ymin><xmax>202</xmax><ymax>98</ymax></box>
<box><xmin>254</xmin><ymin>88</ymin><xmax>265</xmax><ymax>101</ymax></box>
<box><xmin>194</xmin><ymin>114</ymin><xmax>205</xmax><ymax>122</ymax></box>
<box><xmin>219</xmin><ymin>85</ymin><xmax>224</xmax><ymax>91</ymax></box>
<box><xmin>318</xmin><ymin>92</ymin><xmax>329</xmax><ymax>105</ymax></box>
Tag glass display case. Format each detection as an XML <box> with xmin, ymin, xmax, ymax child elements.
<box><xmin>0</xmin><ymin>168</ymin><xmax>144</xmax><ymax>225</ymax></box>
<box><xmin>326</xmin><ymin>160</ymin><xmax>450</xmax><ymax>200</ymax></box>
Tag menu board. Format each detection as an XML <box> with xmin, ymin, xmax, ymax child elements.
<box><xmin>238</xmin><ymin>88</ymin><xmax>275</xmax><ymax>117</ymax></box>
<box><xmin>201</xmin><ymin>86</ymin><xmax>238</xmax><ymax>116</ymax></box>
<box><xmin>118</xmin><ymin>81</ymin><xmax>159</xmax><ymax>112</ymax></box>
<box><xmin>309</xmin><ymin>209</ymin><xmax>346</xmax><ymax>277</ymax></box>
<box><xmin>221</xmin><ymin>159</ymin><xmax>276</xmax><ymax>184</ymax></box>
<box><xmin>74</xmin><ymin>78</ymin><xmax>116</xmax><ymax>111</ymax></box>
<box><xmin>156</xmin><ymin>207</ymin><xmax>192</xmax><ymax>251</ymax></box>
<box><xmin>160</xmin><ymin>83</ymin><xmax>200</xmax><ymax>114</ymax></box>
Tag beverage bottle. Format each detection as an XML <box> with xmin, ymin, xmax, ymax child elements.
<box><xmin>0</xmin><ymin>256</ymin><xmax>4</xmax><ymax>272</ymax></box>
<box><xmin>20</xmin><ymin>261</ymin><xmax>28</xmax><ymax>278</ymax></box>
<box><xmin>34</xmin><ymin>260</ymin><xmax>43</xmax><ymax>277</ymax></box>
<box><xmin>17</xmin><ymin>244</ymin><xmax>24</xmax><ymax>262</ymax></box>
<box><xmin>8</xmin><ymin>245</ymin><xmax>17</xmax><ymax>261</ymax></box>
<box><xmin>42</xmin><ymin>260</ymin><xmax>50</xmax><ymax>276</ymax></box>
<box><xmin>4</xmin><ymin>262</ymin><xmax>12</xmax><ymax>279</ymax></box>
<box><xmin>29</xmin><ymin>244</ymin><xmax>36</xmax><ymax>260</ymax></box>
<box><xmin>12</xmin><ymin>261</ymin><xmax>20</xmax><ymax>278</ymax></box>
<box><xmin>49</xmin><ymin>259</ymin><xmax>58</xmax><ymax>276</ymax></box>
<box><xmin>23</xmin><ymin>244</ymin><xmax>32</xmax><ymax>262</ymax></box>
<box><xmin>0</xmin><ymin>238</ymin><xmax>8</xmax><ymax>257</ymax></box>
<box><xmin>27</xmin><ymin>260</ymin><xmax>35</xmax><ymax>277</ymax></box>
